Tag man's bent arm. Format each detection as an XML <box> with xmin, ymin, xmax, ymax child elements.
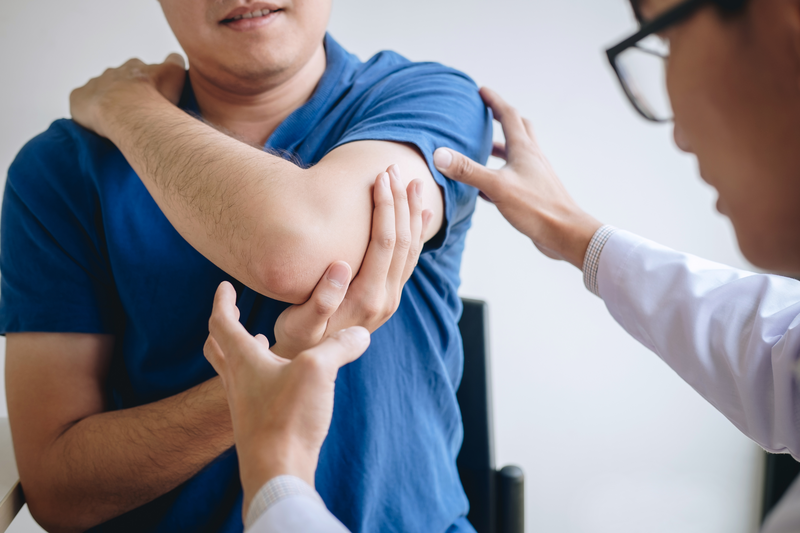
<box><xmin>97</xmin><ymin>87</ymin><xmax>444</xmax><ymax>304</ymax></box>
<box><xmin>6</xmin><ymin>333</ymin><xmax>234</xmax><ymax>533</ymax></box>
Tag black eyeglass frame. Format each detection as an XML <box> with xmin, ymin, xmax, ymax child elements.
<box><xmin>605</xmin><ymin>0</ymin><xmax>745</xmax><ymax>122</ymax></box>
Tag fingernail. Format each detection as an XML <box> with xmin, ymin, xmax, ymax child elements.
<box><xmin>381</xmin><ymin>172</ymin><xmax>390</xmax><ymax>189</ymax></box>
<box><xmin>344</xmin><ymin>326</ymin><xmax>370</xmax><ymax>344</ymax></box>
<box><xmin>434</xmin><ymin>148</ymin><xmax>452</xmax><ymax>170</ymax></box>
<box><xmin>389</xmin><ymin>164</ymin><xmax>400</xmax><ymax>182</ymax></box>
<box><xmin>326</xmin><ymin>262</ymin><xmax>350</xmax><ymax>288</ymax></box>
<box><xmin>414</xmin><ymin>180</ymin><xmax>424</xmax><ymax>198</ymax></box>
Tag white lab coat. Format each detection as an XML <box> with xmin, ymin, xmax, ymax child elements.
<box><xmin>248</xmin><ymin>230</ymin><xmax>800</xmax><ymax>533</ymax></box>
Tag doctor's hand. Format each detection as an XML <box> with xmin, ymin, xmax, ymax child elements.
<box><xmin>204</xmin><ymin>281</ymin><xmax>370</xmax><ymax>520</ymax></box>
<box><xmin>70</xmin><ymin>54</ymin><xmax>186</xmax><ymax>139</ymax></box>
<box><xmin>270</xmin><ymin>166</ymin><xmax>432</xmax><ymax>360</ymax></box>
<box><xmin>433</xmin><ymin>88</ymin><xmax>603</xmax><ymax>269</ymax></box>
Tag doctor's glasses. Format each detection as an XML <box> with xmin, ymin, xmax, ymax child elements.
<box><xmin>605</xmin><ymin>0</ymin><xmax>747</xmax><ymax>123</ymax></box>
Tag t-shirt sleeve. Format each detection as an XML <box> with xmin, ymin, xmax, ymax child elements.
<box><xmin>331</xmin><ymin>62</ymin><xmax>493</xmax><ymax>251</ymax></box>
<box><xmin>0</xmin><ymin>121</ymin><xmax>118</xmax><ymax>334</ymax></box>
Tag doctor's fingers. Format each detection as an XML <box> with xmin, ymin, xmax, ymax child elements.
<box><xmin>385</xmin><ymin>166</ymin><xmax>415</xmax><ymax>289</ymax></box>
<box><xmin>353</xmin><ymin>172</ymin><xmax>396</xmax><ymax>296</ymax></box>
<box><xmin>479</xmin><ymin>87</ymin><xmax>533</xmax><ymax>151</ymax></box>
<box><xmin>297</xmin><ymin>326</ymin><xmax>372</xmax><ymax>373</ymax></box>
<box><xmin>277</xmin><ymin>261</ymin><xmax>352</xmax><ymax>346</ymax></box>
<box><xmin>203</xmin><ymin>334</ymin><xmax>229</xmax><ymax>388</ymax></box>
<box><xmin>208</xmin><ymin>281</ymin><xmax>267</xmax><ymax>372</ymax></box>
<box><xmin>399</xmin><ymin>179</ymin><xmax>432</xmax><ymax>286</ymax></box>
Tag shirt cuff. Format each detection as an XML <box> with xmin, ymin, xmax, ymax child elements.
<box><xmin>582</xmin><ymin>225</ymin><xmax>618</xmax><ymax>296</ymax></box>
<box><xmin>245</xmin><ymin>475</ymin><xmax>325</xmax><ymax>530</ymax></box>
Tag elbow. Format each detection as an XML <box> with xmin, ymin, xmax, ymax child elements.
<box><xmin>24</xmin><ymin>482</ymin><xmax>89</xmax><ymax>533</ymax></box>
<box><xmin>250</xmin><ymin>240</ymin><xmax>322</xmax><ymax>305</ymax></box>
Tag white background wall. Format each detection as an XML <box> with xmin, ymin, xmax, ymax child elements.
<box><xmin>0</xmin><ymin>1</ymin><xmax>762</xmax><ymax>532</ymax></box>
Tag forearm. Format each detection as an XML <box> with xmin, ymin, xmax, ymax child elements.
<box><xmin>596</xmin><ymin>229</ymin><xmax>800</xmax><ymax>457</ymax></box>
<box><xmin>29</xmin><ymin>377</ymin><xmax>234</xmax><ymax>532</ymax></box>
<box><xmin>101</xmin><ymin>86</ymin><xmax>309</xmax><ymax>299</ymax></box>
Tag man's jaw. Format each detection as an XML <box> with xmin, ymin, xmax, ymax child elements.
<box><xmin>220</xmin><ymin>3</ymin><xmax>284</xmax><ymax>31</ymax></box>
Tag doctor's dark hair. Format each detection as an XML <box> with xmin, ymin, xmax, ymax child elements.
<box><xmin>629</xmin><ymin>0</ymin><xmax>748</xmax><ymax>24</ymax></box>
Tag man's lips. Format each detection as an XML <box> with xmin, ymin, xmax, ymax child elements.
<box><xmin>220</xmin><ymin>3</ymin><xmax>282</xmax><ymax>23</ymax></box>
<box><xmin>220</xmin><ymin>9</ymin><xmax>283</xmax><ymax>31</ymax></box>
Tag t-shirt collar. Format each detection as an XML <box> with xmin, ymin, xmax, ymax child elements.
<box><xmin>177</xmin><ymin>33</ymin><xmax>353</xmax><ymax>150</ymax></box>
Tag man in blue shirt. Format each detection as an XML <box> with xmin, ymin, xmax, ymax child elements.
<box><xmin>1</xmin><ymin>1</ymin><xmax>491</xmax><ymax>531</ymax></box>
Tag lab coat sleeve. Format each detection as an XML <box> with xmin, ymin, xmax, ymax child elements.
<box><xmin>597</xmin><ymin>230</ymin><xmax>800</xmax><ymax>459</ymax></box>
<box><xmin>246</xmin><ymin>494</ymin><xmax>350</xmax><ymax>533</ymax></box>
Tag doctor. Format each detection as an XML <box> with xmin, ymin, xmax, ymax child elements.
<box><xmin>208</xmin><ymin>0</ymin><xmax>800</xmax><ymax>531</ymax></box>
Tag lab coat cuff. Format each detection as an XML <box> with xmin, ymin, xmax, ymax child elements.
<box><xmin>245</xmin><ymin>475</ymin><xmax>324</xmax><ymax>531</ymax></box>
<box><xmin>582</xmin><ymin>225</ymin><xmax>618</xmax><ymax>296</ymax></box>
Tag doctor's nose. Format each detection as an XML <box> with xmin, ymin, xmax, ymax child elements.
<box><xmin>674</xmin><ymin>124</ymin><xmax>692</xmax><ymax>153</ymax></box>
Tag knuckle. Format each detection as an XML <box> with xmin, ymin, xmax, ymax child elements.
<box><xmin>395</xmin><ymin>232</ymin><xmax>412</xmax><ymax>250</ymax></box>
<box><xmin>361</xmin><ymin>299</ymin><xmax>383</xmax><ymax>320</ymax></box>
<box><xmin>456</xmin><ymin>157</ymin><xmax>473</xmax><ymax>177</ymax></box>
<box><xmin>296</xmin><ymin>352</ymin><xmax>326</xmax><ymax>375</ymax></box>
<box><xmin>314</xmin><ymin>294</ymin><xmax>339</xmax><ymax>316</ymax></box>
<box><xmin>379</xmin><ymin>232</ymin><xmax>396</xmax><ymax>251</ymax></box>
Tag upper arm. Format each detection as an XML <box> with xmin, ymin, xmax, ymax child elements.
<box><xmin>252</xmin><ymin>67</ymin><xmax>492</xmax><ymax>303</ymax></box>
<box><xmin>6</xmin><ymin>333</ymin><xmax>113</xmax><ymax>496</ymax></box>
<box><xmin>0</xmin><ymin>124</ymin><xmax>120</xmax><ymax>487</ymax></box>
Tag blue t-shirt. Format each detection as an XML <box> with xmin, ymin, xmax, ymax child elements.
<box><xmin>0</xmin><ymin>35</ymin><xmax>492</xmax><ymax>532</ymax></box>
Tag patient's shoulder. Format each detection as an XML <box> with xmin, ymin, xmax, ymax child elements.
<box><xmin>356</xmin><ymin>49</ymin><xmax>480</xmax><ymax>95</ymax></box>
<box><xmin>7</xmin><ymin>119</ymin><xmax>114</xmax><ymax>217</ymax></box>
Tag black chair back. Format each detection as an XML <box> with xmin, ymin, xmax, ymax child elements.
<box><xmin>457</xmin><ymin>298</ymin><xmax>524</xmax><ymax>533</ymax></box>
<box><xmin>762</xmin><ymin>452</ymin><xmax>800</xmax><ymax>523</ymax></box>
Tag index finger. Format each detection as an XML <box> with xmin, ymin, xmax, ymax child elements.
<box><xmin>354</xmin><ymin>172</ymin><xmax>395</xmax><ymax>287</ymax></box>
<box><xmin>480</xmin><ymin>87</ymin><xmax>531</xmax><ymax>150</ymax></box>
<box><xmin>208</xmin><ymin>282</ymin><xmax>258</xmax><ymax>367</ymax></box>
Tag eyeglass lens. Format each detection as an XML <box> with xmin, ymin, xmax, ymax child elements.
<box><xmin>615</xmin><ymin>34</ymin><xmax>673</xmax><ymax>122</ymax></box>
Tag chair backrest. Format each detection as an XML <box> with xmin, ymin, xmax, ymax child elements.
<box><xmin>457</xmin><ymin>298</ymin><xmax>497</xmax><ymax>533</ymax></box>
<box><xmin>762</xmin><ymin>452</ymin><xmax>800</xmax><ymax>523</ymax></box>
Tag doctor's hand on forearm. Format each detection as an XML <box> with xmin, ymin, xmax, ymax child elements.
<box><xmin>434</xmin><ymin>87</ymin><xmax>603</xmax><ymax>269</ymax></box>
<box><xmin>203</xmin><ymin>282</ymin><xmax>370</xmax><ymax>523</ymax></box>
<box><xmin>270</xmin><ymin>168</ymin><xmax>432</xmax><ymax>359</ymax></box>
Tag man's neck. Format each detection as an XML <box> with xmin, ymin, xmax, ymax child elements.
<box><xmin>189</xmin><ymin>44</ymin><xmax>327</xmax><ymax>147</ymax></box>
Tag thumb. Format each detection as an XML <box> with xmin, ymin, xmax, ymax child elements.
<box><xmin>303</xmin><ymin>326</ymin><xmax>371</xmax><ymax>369</ymax></box>
<box><xmin>433</xmin><ymin>148</ymin><xmax>497</xmax><ymax>195</ymax></box>
<box><xmin>152</xmin><ymin>53</ymin><xmax>186</xmax><ymax>105</ymax></box>
<box><xmin>278</xmin><ymin>261</ymin><xmax>351</xmax><ymax>344</ymax></box>
<box><xmin>164</xmin><ymin>53</ymin><xmax>185</xmax><ymax>69</ymax></box>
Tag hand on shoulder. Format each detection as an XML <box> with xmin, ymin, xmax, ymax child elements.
<box><xmin>69</xmin><ymin>54</ymin><xmax>186</xmax><ymax>139</ymax></box>
<box><xmin>433</xmin><ymin>87</ymin><xmax>603</xmax><ymax>269</ymax></box>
